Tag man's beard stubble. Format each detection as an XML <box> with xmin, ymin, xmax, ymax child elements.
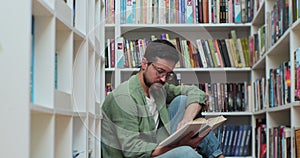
<box><xmin>143</xmin><ymin>71</ymin><xmax>165</xmax><ymax>88</ymax></box>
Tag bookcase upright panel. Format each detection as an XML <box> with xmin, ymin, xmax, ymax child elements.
<box><xmin>88</xmin><ymin>49</ymin><xmax>96</xmax><ymax>114</ymax></box>
<box><xmin>32</xmin><ymin>15</ymin><xmax>55</xmax><ymax>108</ymax></box>
<box><xmin>30</xmin><ymin>112</ymin><xmax>55</xmax><ymax>158</ymax></box>
<box><xmin>73</xmin><ymin>39</ymin><xmax>88</xmax><ymax>112</ymax></box>
<box><xmin>1</xmin><ymin>1</ymin><xmax>31</xmax><ymax>157</ymax></box>
<box><xmin>55</xmin><ymin>114</ymin><xmax>73</xmax><ymax>158</ymax></box>
<box><xmin>73</xmin><ymin>116</ymin><xmax>88</xmax><ymax>158</ymax></box>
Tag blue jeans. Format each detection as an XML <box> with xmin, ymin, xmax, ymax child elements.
<box><xmin>155</xmin><ymin>95</ymin><xmax>223</xmax><ymax>158</ymax></box>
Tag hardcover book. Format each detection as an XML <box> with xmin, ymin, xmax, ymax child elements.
<box><xmin>159</xmin><ymin>115</ymin><xmax>227</xmax><ymax>146</ymax></box>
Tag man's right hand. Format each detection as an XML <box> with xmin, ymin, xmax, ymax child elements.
<box><xmin>177</xmin><ymin>131</ymin><xmax>204</xmax><ymax>148</ymax></box>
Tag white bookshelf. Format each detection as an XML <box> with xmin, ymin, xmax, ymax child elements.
<box><xmin>250</xmin><ymin>0</ymin><xmax>300</xmax><ymax>158</ymax></box>
<box><xmin>0</xmin><ymin>0</ymin><xmax>105</xmax><ymax>158</ymax></box>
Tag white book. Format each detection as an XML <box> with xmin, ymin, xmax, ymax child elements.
<box><xmin>196</xmin><ymin>39</ymin><xmax>208</xmax><ymax>68</ymax></box>
<box><xmin>159</xmin><ymin>0</ymin><xmax>166</xmax><ymax>24</ymax></box>
<box><xmin>147</xmin><ymin>0</ymin><xmax>152</xmax><ymax>24</ymax></box>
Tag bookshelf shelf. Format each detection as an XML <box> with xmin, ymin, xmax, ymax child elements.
<box><xmin>251</xmin><ymin>1</ymin><xmax>265</xmax><ymax>26</ymax></box>
<box><xmin>120</xmin><ymin>23</ymin><xmax>251</xmax><ymax>33</ymax></box>
<box><xmin>267</xmin><ymin>104</ymin><xmax>292</xmax><ymax>113</ymax></box>
<box><xmin>173</xmin><ymin>67</ymin><xmax>251</xmax><ymax>72</ymax></box>
<box><xmin>55</xmin><ymin>0</ymin><xmax>73</xmax><ymax>28</ymax></box>
<box><xmin>292</xmin><ymin>19</ymin><xmax>300</xmax><ymax>31</ymax></box>
<box><xmin>252</xmin><ymin>56</ymin><xmax>266</xmax><ymax>69</ymax></box>
<box><xmin>253</xmin><ymin>109</ymin><xmax>267</xmax><ymax>115</ymax></box>
<box><xmin>31</xmin><ymin>104</ymin><xmax>55</xmax><ymax>114</ymax></box>
<box><xmin>266</xmin><ymin>30</ymin><xmax>290</xmax><ymax>57</ymax></box>
<box><xmin>105</xmin><ymin>67</ymin><xmax>252</xmax><ymax>72</ymax></box>
<box><xmin>202</xmin><ymin>112</ymin><xmax>253</xmax><ymax>116</ymax></box>
<box><xmin>33</xmin><ymin>0</ymin><xmax>55</xmax><ymax>15</ymax></box>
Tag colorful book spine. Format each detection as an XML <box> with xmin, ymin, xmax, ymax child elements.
<box><xmin>54</xmin><ymin>52</ymin><xmax>58</xmax><ymax>89</ymax></box>
<box><xmin>295</xmin><ymin>48</ymin><xmax>300</xmax><ymax>101</ymax></box>
<box><xmin>196</xmin><ymin>39</ymin><xmax>208</xmax><ymax>68</ymax></box>
<box><xmin>185</xmin><ymin>0</ymin><xmax>194</xmax><ymax>23</ymax></box>
<box><xmin>132</xmin><ymin>0</ymin><xmax>136</xmax><ymax>23</ymax></box>
<box><xmin>126</xmin><ymin>0</ymin><xmax>133</xmax><ymax>23</ymax></box>
<box><xmin>31</xmin><ymin>16</ymin><xmax>35</xmax><ymax>103</ymax></box>
<box><xmin>120</xmin><ymin>0</ymin><xmax>126</xmax><ymax>24</ymax></box>
<box><xmin>116</xmin><ymin>37</ymin><xmax>124</xmax><ymax>68</ymax></box>
<box><xmin>234</xmin><ymin>0</ymin><xmax>242</xmax><ymax>23</ymax></box>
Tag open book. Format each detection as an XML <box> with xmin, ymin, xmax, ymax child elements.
<box><xmin>159</xmin><ymin>115</ymin><xmax>227</xmax><ymax>147</ymax></box>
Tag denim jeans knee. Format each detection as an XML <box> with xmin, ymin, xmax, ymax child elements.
<box><xmin>155</xmin><ymin>146</ymin><xmax>203</xmax><ymax>158</ymax></box>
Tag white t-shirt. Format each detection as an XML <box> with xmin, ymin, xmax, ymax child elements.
<box><xmin>146</xmin><ymin>96</ymin><xmax>159</xmax><ymax>129</ymax></box>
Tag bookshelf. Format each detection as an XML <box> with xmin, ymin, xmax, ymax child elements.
<box><xmin>251</xmin><ymin>0</ymin><xmax>300</xmax><ymax>158</ymax></box>
<box><xmin>104</xmin><ymin>0</ymin><xmax>254</xmax><ymax>157</ymax></box>
<box><xmin>103</xmin><ymin>0</ymin><xmax>300</xmax><ymax>157</ymax></box>
<box><xmin>1</xmin><ymin>0</ymin><xmax>105</xmax><ymax>158</ymax></box>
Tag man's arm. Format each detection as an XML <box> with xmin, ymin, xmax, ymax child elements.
<box><xmin>177</xmin><ymin>102</ymin><xmax>202</xmax><ymax>130</ymax></box>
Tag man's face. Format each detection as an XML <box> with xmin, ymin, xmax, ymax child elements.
<box><xmin>143</xmin><ymin>58</ymin><xmax>176</xmax><ymax>88</ymax></box>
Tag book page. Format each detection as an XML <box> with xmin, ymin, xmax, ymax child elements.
<box><xmin>159</xmin><ymin>122</ymin><xmax>207</xmax><ymax>147</ymax></box>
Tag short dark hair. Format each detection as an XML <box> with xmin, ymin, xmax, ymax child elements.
<box><xmin>144</xmin><ymin>39</ymin><xmax>179</xmax><ymax>63</ymax></box>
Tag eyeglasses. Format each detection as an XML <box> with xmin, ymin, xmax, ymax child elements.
<box><xmin>149</xmin><ymin>63</ymin><xmax>175</xmax><ymax>81</ymax></box>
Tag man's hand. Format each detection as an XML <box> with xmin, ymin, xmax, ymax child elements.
<box><xmin>177</xmin><ymin>103</ymin><xmax>201</xmax><ymax>130</ymax></box>
<box><xmin>151</xmin><ymin>146</ymin><xmax>174</xmax><ymax>157</ymax></box>
<box><xmin>177</xmin><ymin>131</ymin><xmax>205</xmax><ymax>148</ymax></box>
<box><xmin>151</xmin><ymin>131</ymin><xmax>207</xmax><ymax>157</ymax></box>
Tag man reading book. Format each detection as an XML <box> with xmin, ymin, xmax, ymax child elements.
<box><xmin>101</xmin><ymin>39</ymin><xmax>224</xmax><ymax>158</ymax></box>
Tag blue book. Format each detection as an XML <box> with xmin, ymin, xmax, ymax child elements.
<box><xmin>234</xmin><ymin>125</ymin><xmax>244</xmax><ymax>156</ymax></box>
<box><xmin>242</xmin><ymin>125</ymin><xmax>252</xmax><ymax>156</ymax></box>
<box><xmin>126</xmin><ymin>0</ymin><xmax>133</xmax><ymax>23</ymax></box>
<box><xmin>120</xmin><ymin>0</ymin><xmax>126</xmax><ymax>24</ymax></box>
<box><xmin>54</xmin><ymin>52</ymin><xmax>58</xmax><ymax>89</ymax></box>
<box><xmin>31</xmin><ymin>16</ymin><xmax>35</xmax><ymax>103</ymax></box>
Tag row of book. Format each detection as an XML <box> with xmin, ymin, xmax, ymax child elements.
<box><xmin>216</xmin><ymin>124</ymin><xmax>252</xmax><ymax>156</ymax></box>
<box><xmin>295</xmin><ymin>48</ymin><xmax>300</xmax><ymax>101</ymax></box>
<box><xmin>252</xmin><ymin>77</ymin><xmax>267</xmax><ymax>111</ymax></box>
<box><xmin>269</xmin><ymin>61</ymin><xmax>291</xmax><ymax>108</ymax></box>
<box><xmin>255</xmin><ymin>118</ymin><xmax>266</xmax><ymax>158</ymax></box>
<box><xmin>249</xmin><ymin>24</ymin><xmax>266</xmax><ymax>65</ymax></box>
<box><xmin>296</xmin><ymin>128</ymin><xmax>300</xmax><ymax>158</ymax></box>
<box><xmin>266</xmin><ymin>0</ymin><xmax>291</xmax><ymax>48</ymax></box>
<box><xmin>105</xmin><ymin>0</ymin><xmax>257</xmax><ymax>24</ymax></box>
<box><xmin>252</xmin><ymin>60</ymin><xmax>291</xmax><ymax>111</ymax></box>
<box><xmin>264</xmin><ymin>0</ymin><xmax>300</xmax><ymax>53</ymax></box>
<box><xmin>104</xmin><ymin>30</ymin><xmax>254</xmax><ymax>69</ymax></box>
<box><xmin>196</xmin><ymin>30</ymin><xmax>251</xmax><ymax>68</ymax></box>
<box><xmin>199</xmin><ymin>82</ymin><xmax>250</xmax><ymax>112</ymax></box>
<box><xmin>269</xmin><ymin>125</ymin><xmax>292</xmax><ymax>158</ymax></box>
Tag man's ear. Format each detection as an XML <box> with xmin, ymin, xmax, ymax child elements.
<box><xmin>141</xmin><ymin>58</ymin><xmax>148</xmax><ymax>70</ymax></box>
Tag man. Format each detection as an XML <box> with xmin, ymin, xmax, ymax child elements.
<box><xmin>101</xmin><ymin>39</ymin><xmax>224</xmax><ymax>158</ymax></box>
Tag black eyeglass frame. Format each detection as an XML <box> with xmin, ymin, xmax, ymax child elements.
<box><xmin>147</xmin><ymin>62</ymin><xmax>175</xmax><ymax>81</ymax></box>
